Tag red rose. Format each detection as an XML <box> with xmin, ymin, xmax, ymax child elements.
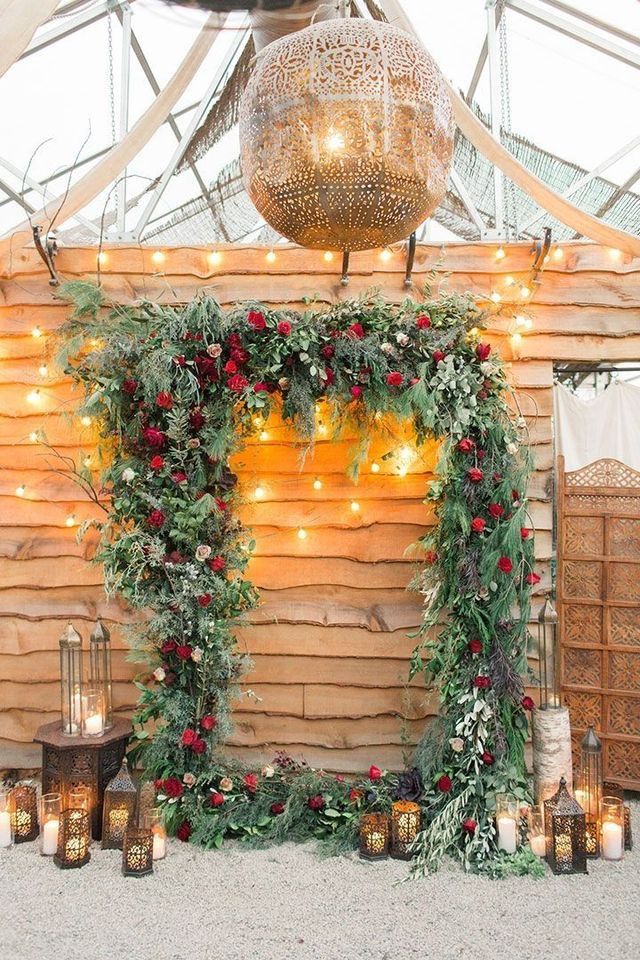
<box><xmin>386</xmin><ymin>371</ymin><xmax>404</xmax><ymax>387</ymax></box>
<box><xmin>148</xmin><ymin>509</ymin><xmax>166</xmax><ymax>529</ymax></box>
<box><xmin>368</xmin><ymin>765</ymin><xmax>382</xmax><ymax>781</ymax></box>
<box><xmin>474</xmin><ymin>675</ymin><xmax>492</xmax><ymax>689</ymax></box>
<box><xmin>247</xmin><ymin>310</ymin><xmax>266</xmax><ymax>330</ymax></box>
<box><xmin>350</xmin><ymin>385</ymin><xmax>363</xmax><ymax>399</ymax></box>
<box><xmin>437</xmin><ymin>775</ymin><xmax>452</xmax><ymax>793</ymax></box>
<box><xmin>277</xmin><ymin>320</ymin><xmax>292</xmax><ymax>335</ymax></box>
<box><xmin>477</xmin><ymin>449</ymin><xmax>486</xmax><ymax>460</ymax></box>
<box><xmin>522</xmin><ymin>695</ymin><xmax>535</xmax><ymax>711</ymax></box>
<box><xmin>214</xmin><ymin>498</ymin><xmax>228</xmax><ymax>512</ymax></box>
<box><xmin>271</xmin><ymin>802</ymin><xmax>285</xmax><ymax>815</ymax></box>
<box><xmin>227</xmin><ymin>332</ymin><xmax>242</xmax><ymax>348</ymax></box>
<box><xmin>150</xmin><ymin>455</ymin><xmax>165</xmax><ymax>471</ymax></box>
<box><xmin>512</xmin><ymin>489</ymin><xmax>521</xmax><ymax>502</ymax></box>
<box><xmin>458</xmin><ymin>438</ymin><xmax>475</xmax><ymax>453</ymax></box>
<box><xmin>416</xmin><ymin>314</ymin><xmax>431</xmax><ymax>329</ymax></box>
<box><xmin>482</xmin><ymin>750</ymin><xmax>494</xmax><ymax>765</ymax></box>
<box><xmin>161</xmin><ymin>639</ymin><xmax>177</xmax><ymax>655</ymax></box>
<box><xmin>307</xmin><ymin>795</ymin><xmax>325</xmax><ymax>811</ymax></box>
<box><xmin>470</xmin><ymin>517</ymin><xmax>486</xmax><ymax>533</ymax></box>
<box><xmin>243</xmin><ymin>773</ymin><xmax>258</xmax><ymax>793</ymax></box>
<box><xmin>197</xmin><ymin>594</ymin><xmax>212</xmax><ymax>608</ymax></box>
<box><xmin>195</xmin><ymin>355</ymin><xmax>218</xmax><ymax>380</ymax></box>
<box><xmin>323</xmin><ymin>367</ymin><xmax>335</xmax><ymax>387</ymax></box>
<box><xmin>347</xmin><ymin>322</ymin><xmax>365</xmax><ymax>339</ymax></box>
<box><xmin>468</xmin><ymin>638</ymin><xmax>483</xmax><ymax>654</ymax></box>
<box><xmin>493</xmin><ymin>472</ymin><xmax>502</xmax><ymax>484</ymax></box>
<box><xmin>467</xmin><ymin>467</ymin><xmax>484</xmax><ymax>483</ymax></box>
<box><xmin>433</xmin><ymin>350</ymin><xmax>446</xmax><ymax>363</ymax></box>
<box><xmin>497</xmin><ymin>556</ymin><xmax>513</xmax><ymax>574</ymax></box>
<box><xmin>156</xmin><ymin>391</ymin><xmax>173</xmax><ymax>410</ymax></box>
<box><xmin>521</xmin><ymin>527</ymin><xmax>531</xmax><ymax>539</ymax></box>
<box><xmin>208</xmin><ymin>555</ymin><xmax>226</xmax><ymax>573</ymax></box>
<box><xmin>162</xmin><ymin>777</ymin><xmax>184</xmax><ymax>799</ymax></box>
<box><xmin>488</xmin><ymin>503</ymin><xmax>505</xmax><ymax>518</ymax></box>
<box><xmin>227</xmin><ymin>373</ymin><xmax>249</xmax><ymax>392</ymax></box>
<box><xmin>223</xmin><ymin>360</ymin><xmax>238</xmax><ymax>375</ymax></box>
<box><xmin>176</xmin><ymin>644</ymin><xmax>193</xmax><ymax>660</ymax></box>
<box><xmin>253</xmin><ymin>382</ymin><xmax>269</xmax><ymax>393</ymax></box>
<box><xmin>189</xmin><ymin>409</ymin><xmax>205</xmax><ymax>430</ymax></box>
<box><xmin>476</xmin><ymin>343</ymin><xmax>491</xmax><ymax>361</ymax></box>
<box><xmin>122</xmin><ymin>378</ymin><xmax>138</xmax><ymax>395</ymax></box>
<box><xmin>231</xmin><ymin>347</ymin><xmax>249</xmax><ymax>365</ymax></box>
<box><xmin>181</xmin><ymin>728</ymin><xmax>198</xmax><ymax>747</ymax></box>
<box><xmin>153</xmin><ymin>779</ymin><xmax>163</xmax><ymax>791</ymax></box>
<box><xmin>210</xmin><ymin>792</ymin><xmax>225</xmax><ymax>807</ymax></box>
<box><xmin>172</xmin><ymin>471</ymin><xmax>188</xmax><ymax>484</ymax></box>
<box><xmin>164</xmin><ymin>671</ymin><xmax>176</xmax><ymax>685</ymax></box>
<box><xmin>462</xmin><ymin>818</ymin><xmax>477</xmax><ymax>835</ymax></box>
<box><xmin>191</xmin><ymin>737</ymin><xmax>206</xmax><ymax>755</ymax></box>
<box><xmin>143</xmin><ymin>427</ymin><xmax>167</xmax><ymax>449</ymax></box>
<box><xmin>349</xmin><ymin>788</ymin><xmax>363</xmax><ymax>803</ymax></box>
<box><xmin>174</xmin><ymin>355</ymin><xmax>186</xmax><ymax>366</ymax></box>
<box><xmin>200</xmin><ymin>714</ymin><xmax>217</xmax><ymax>731</ymax></box>
<box><xmin>526</xmin><ymin>572</ymin><xmax>541</xmax><ymax>585</ymax></box>
<box><xmin>321</xmin><ymin>344</ymin><xmax>335</xmax><ymax>359</ymax></box>
<box><xmin>176</xmin><ymin>821</ymin><xmax>191</xmax><ymax>842</ymax></box>
<box><xmin>425</xmin><ymin>549</ymin><xmax>438</xmax><ymax>565</ymax></box>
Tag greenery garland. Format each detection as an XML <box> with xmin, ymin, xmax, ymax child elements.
<box><xmin>57</xmin><ymin>279</ymin><xmax>539</xmax><ymax>875</ymax></box>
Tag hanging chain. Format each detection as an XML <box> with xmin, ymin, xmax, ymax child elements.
<box><xmin>107</xmin><ymin>10</ymin><xmax>118</xmax><ymax>223</ymax></box>
<box><xmin>498</xmin><ymin>2</ymin><xmax>518</xmax><ymax>239</ymax></box>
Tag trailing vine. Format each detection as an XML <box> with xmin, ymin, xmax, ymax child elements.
<box><xmin>57</xmin><ymin>279</ymin><xmax>538</xmax><ymax>875</ymax></box>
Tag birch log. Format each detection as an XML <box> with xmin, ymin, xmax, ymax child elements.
<box><xmin>532</xmin><ymin>706</ymin><xmax>574</xmax><ymax>802</ymax></box>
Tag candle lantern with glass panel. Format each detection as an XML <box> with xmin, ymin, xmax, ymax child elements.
<box><xmin>545</xmin><ymin>777</ymin><xmax>587</xmax><ymax>875</ymax></box>
<box><xmin>102</xmin><ymin>757</ymin><xmax>138</xmax><ymax>849</ymax></box>
<box><xmin>576</xmin><ymin>726</ymin><xmax>602</xmax><ymax>857</ymax></box>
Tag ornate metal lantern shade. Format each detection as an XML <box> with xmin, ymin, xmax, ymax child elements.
<box><xmin>537</xmin><ymin>598</ymin><xmax>560</xmax><ymax>708</ymax></box>
<box><xmin>122</xmin><ymin>828</ymin><xmax>154</xmax><ymax>877</ymax></box>
<box><xmin>89</xmin><ymin>617</ymin><xmax>113</xmax><ymax>731</ymax></box>
<box><xmin>239</xmin><ymin>18</ymin><xmax>454</xmax><ymax>251</ymax></box>
<box><xmin>54</xmin><ymin>808</ymin><xmax>91</xmax><ymax>869</ymax></box>
<box><xmin>547</xmin><ymin>777</ymin><xmax>587</xmax><ymax>875</ymax></box>
<box><xmin>359</xmin><ymin>812</ymin><xmax>389</xmax><ymax>860</ymax></box>
<box><xmin>10</xmin><ymin>785</ymin><xmax>38</xmax><ymax>843</ymax></box>
<box><xmin>577</xmin><ymin>726</ymin><xmax>603</xmax><ymax>857</ymax></box>
<box><xmin>102</xmin><ymin>758</ymin><xmax>138</xmax><ymax>850</ymax></box>
<box><xmin>59</xmin><ymin>622</ymin><xmax>83</xmax><ymax>736</ymax></box>
<box><xmin>390</xmin><ymin>801</ymin><xmax>421</xmax><ymax>859</ymax></box>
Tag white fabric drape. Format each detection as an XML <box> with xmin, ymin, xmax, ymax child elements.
<box><xmin>553</xmin><ymin>381</ymin><xmax>640</xmax><ymax>472</ymax></box>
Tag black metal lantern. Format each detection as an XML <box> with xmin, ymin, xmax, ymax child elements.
<box><xmin>122</xmin><ymin>828</ymin><xmax>154</xmax><ymax>877</ymax></box>
<box><xmin>547</xmin><ymin>777</ymin><xmax>587</xmax><ymax>875</ymax></box>
<box><xmin>89</xmin><ymin>617</ymin><xmax>113</xmax><ymax>731</ymax></box>
<box><xmin>577</xmin><ymin>726</ymin><xmax>602</xmax><ymax>857</ymax></box>
<box><xmin>54</xmin><ymin>808</ymin><xmax>91</xmax><ymax>869</ymax></box>
<box><xmin>359</xmin><ymin>813</ymin><xmax>389</xmax><ymax>860</ymax></box>
<box><xmin>390</xmin><ymin>801</ymin><xmax>421</xmax><ymax>860</ymax></box>
<box><xmin>10</xmin><ymin>785</ymin><xmax>38</xmax><ymax>843</ymax></box>
<box><xmin>102</xmin><ymin>758</ymin><xmax>138</xmax><ymax>850</ymax></box>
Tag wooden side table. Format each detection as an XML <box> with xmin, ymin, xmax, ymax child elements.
<box><xmin>34</xmin><ymin>718</ymin><xmax>132</xmax><ymax>840</ymax></box>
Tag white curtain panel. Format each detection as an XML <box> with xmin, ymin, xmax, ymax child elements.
<box><xmin>553</xmin><ymin>381</ymin><xmax>640</xmax><ymax>472</ymax></box>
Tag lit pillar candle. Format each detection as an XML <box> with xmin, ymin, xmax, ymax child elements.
<box><xmin>152</xmin><ymin>833</ymin><xmax>166</xmax><ymax>861</ymax></box>
<box><xmin>497</xmin><ymin>816</ymin><xmax>517</xmax><ymax>854</ymax></box>
<box><xmin>0</xmin><ymin>810</ymin><xmax>11</xmax><ymax>847</ymax></box>
<box><xmin>529</xmin><ymin>834</ymin><xmax>546</xmax><ymax>857</ymax></box>
<box><xmin>602</xmin><ymin>821</ymin><xmax>623</xmax><ymax>860</ymax></box>
<box><xmin>42</xmin><ymin>818</ymin><xmax>59</xmax><ymax>856</ymax></box>
<box><xmin>83</xmin><ymin>713</ymin><xmax>104</xmax><ymax>736</ymax></box>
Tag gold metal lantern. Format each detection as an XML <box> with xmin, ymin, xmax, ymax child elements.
<box><xmin>239</xmin><ymin>16</ymin><xmax>454</xmax><ymax>251</ymax></box>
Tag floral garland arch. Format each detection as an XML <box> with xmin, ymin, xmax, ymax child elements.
<box><xmin>58</xmin><ymin>280</ymin><xmax>539</xmax><ymax>875</ymax></box>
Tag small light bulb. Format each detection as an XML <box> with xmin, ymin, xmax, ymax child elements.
<box><xmin>370</xmin><ymin>462</ymin><xmax>380</xmax><ymax>474</ymax></box>
<box><xmin>29</xmin><ymin>431</ymin><xmax>38</xmax><ymax>442</ymax></box>
<box><xmin>490</xmin><ymin>291</ymin><xmax>501</xmax><ymax>304</ymax></box>
<box><xmin>379</xmin><ymin>247</ymin><xmax>393</xmax><ymax>263</ymax></box>
<box><xmin>519</xmin><ymin>285</ymin><xmax>530</xmax><ymax>299</ymax></box>
<box><xmin>495</xmin><ymin>246</ymin><xmax>506</xmax><ymax>261</ymax></box>
<box><xmin>83</xmin><ymin>456</ymin><xmax>92</xmax><ymax>467</ymax></box>
<box><xmin>65</xmin><ymin>514</ymin><xmax>76</xmax><ymax>528</ymax></box>
<box><xmin>553</xmin><ymin>247</ymin><xmax>564</xmax><ymax>261</ymax></box>
<box><xmin>80</xmin><ymin>416</ymin><xmax>92</xmax><ymax>427</ymax></box>
<box><xmin>317</xmin><ymin>423</ymin><xmax>327</xmax><ymax>436</ymax></box>
<box><xmin>313</xmin><ymin>477</ymin><xmax>322</xmax><ymax>490</ymax></box>
<box><xmin>504</xmin><ymin>275</ymin><xmax>515</xmax><ymax>287</ymax></box>
<box><xmin>254</xmin><ymin>485</ymin><xmax>265</xmax><ymax>499</ymax></box>
<box><xmin>15</xmin><ymin>484</ymin><xmax>25</xmax><ymax>497</ymax></box>
<box><xmin>398</xmin><ymin>465</ymin><xmax>408</xmax><ymax>477</ymax></box>
<box><xmin>266</xmin><ymin>250</ymin><xmax>276</xmax><ymax>264</ymax></box>
<box><xmin>350</xmin><ymin>500</ymin><xmax>360</xmax><ymax>513</ymax></box>
<box><xmin>609</xmin><ymin>248</ymin><xmax>622</xmax><ymax>262</ymax></box>
<box><xmin>27</xmin><ymin>389</ymin><xmax>40</xmax><ymax>405</ymax></box>
<box><xmin>97</xmin><ymin>251</ymin><xmax>108</xmax><ymax>266</ymax></box>
<box><xmin>38</xmin><ymin>364</ymin><xmax>48</xmax><ymax>377</ymax></box>
<box><xmin>297</xmin><ymin>527</ymin><xmax>307</xmax><ymax>540</ymax></box>
<box><xmin>208</xmin><ymin>250</ymin><xmax>222</xmax><ymax>267</ymax></box>
<box><xmin>324</xmin><ymin>128</ymin><xmax>345</xmax><ymax>152</ymax></box>
<box><xmin>522</xmin><ymin>317</ymin><xmax>533</xmax><ymax>331</ymax></box>
<box><xmin>315</xmin><ymin>403</ymin><xmax>321</xmax><ymax>413</ymax></box>
<box><xmin>515</xmin><ymin>315</ymin><xmax>527</xmax><ymax>328</ymax></box>
<box><xmin>253</xmin><ymin>415</ymin><xmax>264</xmax><ymax>428</ymax></box>
<box><xmin>31</xmin><ymin>326</ymin><xmax>42</xmax><ymax>339</ymax></box>
<box><xmin>511</xmin><ymin>332</ymin><xmax>523</xmax><ymax>347</ymax></box>
<box><xmin>469</xmin><ymin>326</ymin><xmax>479</xmax><ymax>337</ymax></box>
<box><xmin>259</xmin><ymin>430</ymin><xmax>269</xmax><ymax>442</ymax></box>
<box><xmin>323</xmin><ymin>251</ymin><xmax>334</xmax><ymax>263</ymax></box>
<box><xmin>151</xmin><ymin>250</ymin><xmax>166</xmax><ymax>265</ymax></box>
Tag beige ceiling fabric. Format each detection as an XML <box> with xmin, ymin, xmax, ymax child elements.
<box><xmin>0</xmin><ymin>0</ymin><xmax>59</xmax><ymax>79</ymax></box>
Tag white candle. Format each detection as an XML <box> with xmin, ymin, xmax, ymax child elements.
<box><xmin>83</xmin><ymin>712</ymin><xmax>104</xmax><ymax>736</ymax></box>
<box><xmin>152</xmin><ymin>834</ymin><xmax>166</xmax><ymax>860</ymax></box>
<box><xmin>602</xmin><ymin>821</ymin><xmax>623</xmax><ymax>860</ymax></box>
<box><xmin>0</xmin><ymin>810</ymin><xmax>11</xmax><ymax>847</ymax></box>
<box><xmin>497</xmin><ymin>816</ymin><xmax>517</xmax><ymax>853</ymax></box>
<box><xmin>42</xmin><ymin>818</ymin><xmax>59</xmax><ymax>855</ymax></box>
<box><xmin>530</xmin><ymin>834</ymin><xmax>546</xmax><ymax>857</ymax></box>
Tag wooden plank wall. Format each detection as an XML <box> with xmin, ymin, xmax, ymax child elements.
<box><xmin>1</xmin><ymin>242</ymin><xmax>638</xmax><ymax>771</ymax></box>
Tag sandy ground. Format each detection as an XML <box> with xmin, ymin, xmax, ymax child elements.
<box><xmin>1</xmin><ymin>810</ymin><xmax>639</xmax><ymax>960</ymax></box>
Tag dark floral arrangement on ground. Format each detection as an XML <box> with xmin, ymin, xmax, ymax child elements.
<box><xmin>56</xmin><ymin>279</ymin><xmax>540</xmax><ymax>877</ymax></box>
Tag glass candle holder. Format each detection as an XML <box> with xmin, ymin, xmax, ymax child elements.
<box><xmin>122</xmin><ymin>828</ymin><xmax>154</xmax><ymax>877</ymax></box>
<box><xmin>624</xmin><ymin>805</ymin><xmax>632</xmax><ymax>852</ymax></box>
<box><xmin>10</xmin><ymin>785</ymin><xmax>38</xmax><ymax>843</ymax></box>
<box><xmin>59</xmin><ymin>622</ymin><xmax>83</xmax><ymax>737</ymax></box>
<box><xmin>54</xmin><ymin>808</ymin><xmax>91</xmax><ymax>869</ymax></box>
<box><xmin>359</xmin><ymin>813</ymin><xmax>389</xmax><ymax>860</ymax></box>
<box><xmin>144</xmin><ymin>808</ymin><xmax>167</xmax><ymax>861</ymax></box>
<box><xmin>390</xmin><ymin>801</ymin><xmax>421</xmax><ymax>860</ymax></box>
<box><xmin>0</xmin><ymin>790</ymin><xmax>14</xmax><ymax>848</ymax></box>
<box><xmin>527</xmin><ymin>803</ymin><xmax>546</xmax><ymax>857</ymax></box>
<box><xmin>601</xmin><ymin>797</ymin><xmax>624</xmax><ymax>862</ymax></box>
<box><xmin>496</xmin><ymin>793</ymin><xmax>519</xmax><ymax>854</ymax></box>
<box><xmin>39</xmin><ymin>793</ymin><xmax>61</xmax><ymax>856</ymax></box>
<box><xmin>82</xmin><ymin>686</ymin><xmax>105</xmax><ymax>738</ymax></box>
<box><xmin>89</xmin><ymin>617</ymin><xmax>113</xmax><ymax>731</ymax></box>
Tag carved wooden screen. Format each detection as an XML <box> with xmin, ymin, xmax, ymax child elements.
<box><xmin>557</xmin><ymin>456</ymin><xmax>640</xmax><ymax>790</ymax></box>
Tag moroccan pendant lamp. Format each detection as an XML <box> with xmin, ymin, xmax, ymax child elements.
<box><xmin>239</xmin><ymin>11</ymin><xmax>454</xmax><ymax>251</ymax></box>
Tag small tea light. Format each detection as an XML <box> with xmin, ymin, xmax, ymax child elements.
<box><xmin>55</xmin><ymin>808</ymin><xmax>91</xmax><ymax>869</ymax></box>
<box><xmin>0</xmin><ymin>790</ymin><xmax>13</xmax><ymax>847</ymax></box>
<box><xmin>145</xmin><ymin>807</ymin><xmax>167</xmax><ymax>861</ymax></box>
<box><xmin>359</xmin><ymin>813</ymin><xmax>389</xmax><ymax>860</ymax></box>
<box><xmin>601</xmin><ymin>797</ymin><xmax>624</xmax><ymax>861</ymax></box>
<box><xmin>208</xmin><ymin>250</ymin><xmax>222</xmax><ymax>267</ymax></box>
<box><xmin>390</xmin><ymin>801</ymin><xmax>421</xmax><ymax>860</ymax></box>
<box><xmin>39</xmin><ymin>793</ymin><xmax>61</xmax><ymax>856</ymax></box>
<box><xmin>313</xmin><ymin>477</ymin><xmax>322</xmax><ymax>490</ymax></box>
<box><xmin>496</xmin><ymin>793</ymin><xmax>518</xmax><ymax>854</ymax></box>
<box><xmin>370</xmin><ymin>462</ymin><xmax>380</xmax><ymax>474</ymax></box>
<box><xmin>10</xmin><ymin>784</ymin><xmax>38</xmax><ymax>843</ymax></box>
<box><xmin>122</xmin><ymin>828</ymin><xmax>154</xmax><ymax>876</ymax></box>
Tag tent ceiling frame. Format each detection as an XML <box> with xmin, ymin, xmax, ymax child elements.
<box><xmin>0</xmin><ymin>155</ymin><xmax>101</xmax><ymax>235</ymax></box>
<box><xmin>20</xmin><ymin>0</ymin><xmax>135</xmax><ymax>61</ymax></box>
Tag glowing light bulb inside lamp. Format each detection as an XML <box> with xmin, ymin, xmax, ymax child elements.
<box><xmin>297</xmin><ymin>527</ymin><xmax>307</xmax><ymax>540</ymax></box>
<box><xmin>15</xmin><ymin>484</ymin><xmax>25</xmax><ymax>497</ymax></box>
<box><xmin>553</xmin><ymin>247</ymin><xmax>564</xmax><ymax>261</ymax></box>
<box><xmin>254</xmin><ymin>485</ymin><xmax>265</xmax><ymax>499</ymax></box>
<box><xmin>208</xmin><ymin>251</ymin><xmax>222</xmax><ymax>267</ymax></box>
<box><xmin>65</xmin><ymin>514</ymin><xmax>76</xmax><ymax>528</ymax></box>
<box><xmin>370</xmin><ymin>462</ymin><xmax>380</xmax><ymax>474</ymax></box>
<box><xmin>350</xmin><ymin>500</ymin><xmax>360</xmax><ymax>513</ymax></box>
<box><xmin>151</xmin><ymin>250</ymin><xmax>166</xmax><ymax>265</ymax></box>
<box><xmin>379</xmin><ymin>248</ymin><xmax>393</xmax><ymax>263</ymax></box>
<box><xmin>39</xmin><ymin>364</ymin><xmax>48</xmax><ymax>377</ymax></box>
<box><xmin>27</xmin><ymin>389</ymin><xmax>40</xmax><ymax>405</ymax></box>
<box><xmin>80</xmin><ymin>416</ymin><xmax>92</xmax><ymax>427</ymax></box>
<box><xmin>323</xmin><ymin>251</ymin><xmax>334</xmax><ymax>263</ymax></box>
<box><xmin>259</xmin><ymin>430</ymin><xmax>269</xmax><ymax>442</ymax></box>
<box><xmin>265</xmin><ymin>250</ymin><xmax>276</xmax><ymax>264</ymax></box>
<box><xmin>495</xmin><ymin>246</ymin><xmax>506</xmax><ymax>261</ymax></box>
<box><xmin>313</xmin><ymin>478</ymin><xmax>322</xmax><ymax>491</ymax></box>
<box><xmin>490</xmin><ymin>291</ymin><xmax>501</xmax><ymax>304</ymax></box>
<box><xmin>324</xmin><ymin>127</ymin><xmax>344</xmax><ymax>152</ymax></box>
<box><xmin>32</xmin><ymin>326</ymin><xmax>42</xmax><ymax>339</ymax></box>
